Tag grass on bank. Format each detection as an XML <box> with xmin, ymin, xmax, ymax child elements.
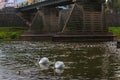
<box><xmin>0</xmin><ymin>27</ymin><xmax>119</xmax><ymax>40</ymax></box>
<box><xmin>109</xmin><ymin>27</ymin><xmax>120</xmax><ymax>39</ymax></box>
<box><xmin>0</xmin><ymin>27</ymin><xmax>27</xmax><ymax>40</ymax></box>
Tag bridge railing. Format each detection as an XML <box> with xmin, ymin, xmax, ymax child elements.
<box><xmin>16</xmin><ymin>0</ymin><xmax>73</xmax><ymax>11</ymax></box>
<box><xmin>16</xmin><ymin>0</ymin><xmax>75</xmax><ymax>8</ymax></box>
<box><xmin>16</xmin><ymin>0</ymin><xmax>106</xmax><ymax>8</ymax></box>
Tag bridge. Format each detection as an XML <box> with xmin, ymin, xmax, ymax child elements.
<box><xmin>18</xmin><ymin>0</ymin><xmax>74</xmax><ymax>11</ymax></box>
<box><xmin>17</xmin><ymin>0</ymin><xmax>105</xmax><ymax>11</ymax></box>
<box><xmin>16</xmin><ymin>0</ymin><xmax>115</xmax><ymax>41</ymax></box>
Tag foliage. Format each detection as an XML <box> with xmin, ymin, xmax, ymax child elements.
<box><xmin>11</xmin><ymin>32</ymin><xmax>21</xmax><ymax>39</ymax></box>
<box><xmin>107</xmin><ymin>0</ymin><xmax>120</xmax><ymax>13</ymax></box>
<box><xmin>0</xmin><ymin>27</ymin><xmax>27</xmax><ymax>40</ymax></box>
<box><xmin>109</xmin><ymin>27</ymin><xmax>120</xmax><ymax>38</ymax></box>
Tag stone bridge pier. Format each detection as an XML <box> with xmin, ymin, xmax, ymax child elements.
<box><xmin>19</xmin><ymin>8</ymin><xmax>60</xmax><ymax>35</ymax></box>
<box><xmin>19</xmin><ymin>0</ymin><xmax>115</xmax><ymax>41</ymax></box>
<box><xmin>53</xmin><ymin>1</ymin><xmax>115</xmax><ymax>41</ymax></box>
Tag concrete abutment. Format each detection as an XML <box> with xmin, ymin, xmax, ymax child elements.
<box><xmin>20</xmin><ymin>2</ymin><xmax>115</xmax><ymax>41</ymax></box>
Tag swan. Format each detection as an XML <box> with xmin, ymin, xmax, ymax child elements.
<box><xmin>39</xmin><ymin>57</ymin><xmax>49</xmax><ymax>65</ymax></box>
<box><xmin>55</xmin><ymin>61</ymin><xmax>65</xmax><ymax>69</ymax></box>
<box><xmin>39</xmin><ymin>57</ymin><xmax>50</xmax><ymax>70</ymax></box>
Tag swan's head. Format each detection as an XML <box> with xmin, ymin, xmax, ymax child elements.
<box><xmin>55</xmin><ymin>61</ymin><xmax>65</xmax><ymax>69</ymax></box>
<box><xmin>39</xmin><ymin>57</ymin><xmax>49</xmax><ymax>65</ymax></box>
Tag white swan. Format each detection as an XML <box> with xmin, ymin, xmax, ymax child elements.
<box><xmin>55</xmin><ymin>61</ymin><xmax>65</xmax><ymax>69</ymax></box>
<box><xmin>39</xmin><ymin>57</ymin><xmax>50</xmax><ymax>70</ymax></box>
<box><xmin>39</xmin><ymin>57</ymin><xmax>49</xmax><ymax>64</ymax></box>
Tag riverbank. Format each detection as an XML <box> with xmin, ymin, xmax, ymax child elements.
<box><xmin>109</xmin><ymin>27</ymin><xmax>120</xmax><ymax>39</ymax></box>
<box><xmin>0</xmin><ymin>27</ymin><xmax>27</xmax><ymax>40</ymax></box>
<box><xmin>0</xmin><ymin>27</ymin><xmax>119</xmax><ymax>41</ymax></box>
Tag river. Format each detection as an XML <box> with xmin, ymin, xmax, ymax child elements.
<box><xmin>0</xmin><ymin>41</ymin><xmax>119</xmax><ymax>80</ymax></box>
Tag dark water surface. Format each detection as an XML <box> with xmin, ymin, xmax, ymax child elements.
<box><xmin>0</xmin><ymin>41</ymin><xmax>120</xmax><ymax>80</ymax></box>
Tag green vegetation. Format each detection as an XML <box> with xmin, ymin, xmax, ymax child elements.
<box><xmin>0</xmin><ymin>27</ymin><xmax>27</xmax><ymax>40</ymax></box>
<box><xmin>109</xmin><ymin>27</ymin><xmax>120</xmax><ymax>38</ymax></box>
<box><xmin>0</xmin><ymin>27</ymin><xmax>119</xmax><ymax>40</ymax></box>
<box><xmin>107</xmin><ymin>0</ymin><xmax>120</xmax><ymax>13</ymax></box>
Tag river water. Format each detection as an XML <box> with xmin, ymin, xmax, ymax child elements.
<box><xmin>0</xmin><ymin>41</ymin><xmax>120</xmax><ymax>80</ymax></box>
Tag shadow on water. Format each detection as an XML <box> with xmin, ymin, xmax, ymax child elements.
<box><xmin>0</xmin><ymin>41</ymin><xmax>120</xmax><ymax>80</ymax></box>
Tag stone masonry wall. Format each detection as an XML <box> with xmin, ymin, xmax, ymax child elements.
<box><xmin>0</xmin><ymin>7</ymin><xmax>27</xmax><ymax>27</ymax></box>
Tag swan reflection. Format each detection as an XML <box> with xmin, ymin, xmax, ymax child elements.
<box><xmin>39</xmin><ymin>63</ymin><xmax>50</xmax><ymax>70</ymax></box>
<box><xmin>55</xmin><ymin>68</ymin><xmax>64</xmax><ymax>74</ymax></box>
